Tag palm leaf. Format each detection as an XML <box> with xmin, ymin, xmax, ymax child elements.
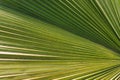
<box><xmin>0</xmin><ymin>0</ymin><xmax>120</xmax><ymax>80</ymax></box>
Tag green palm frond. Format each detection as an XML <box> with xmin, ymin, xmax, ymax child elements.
<box><xmin>0</xmin><ymin>0</ymin><xmax>120</xmax><ymax>80</ymax></box>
